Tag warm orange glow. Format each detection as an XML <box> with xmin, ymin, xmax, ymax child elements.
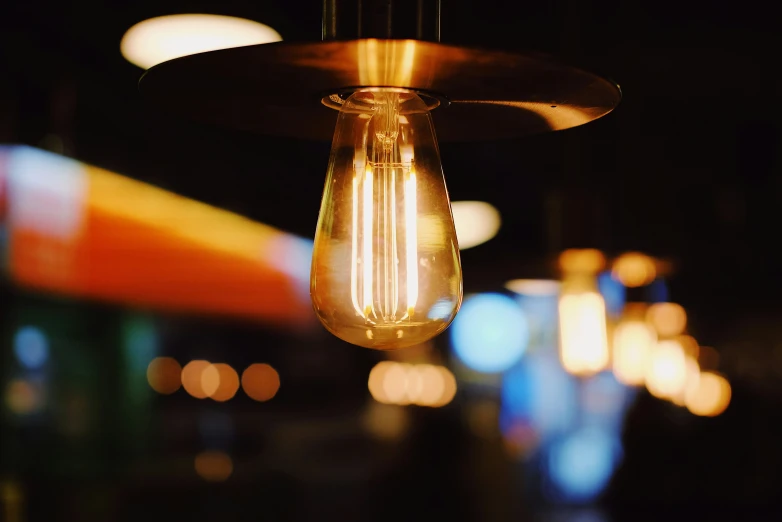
<box><xmin>645</xmin><ymin>340</ymin><xmax>687</xmax><ymax>399</ymax></box>
<box><xmin>367</xmin><ymin>361</ymin><xmax>456</xmax><ymax>407</ymax></box>
<box><xmin>646</xmin><ymin>303</ymin><xmax>687</xmax><ymax>337</ymax></box>
<box><xmin>4</xmin><ymin>146</ymin><xmax>313</xmax><ymax>327</ymax></box>
<box><xmin>241</xmin><ymin>363</ymin><xmax>280</xmax><ymax>402</ymax></box>
<box><xmin>558</xmin><ymin>291</ymin><xmax>610</xmax><ymax>376</ymax></box>
<box><xmin>505</xmin><ymin>279</ymin><xmax>561</xmax><ymax>296</ymax></box>
<box><xmin>194</xmin><ymin>451</ymin><xmax>233</xmax><ymax>482</ymax></box>
<box><xmin>362</xmin><ymin>401</ymin><xmax>410</xmax><ymax>440</ymax></box>
<box><xmin>697</xmin><ymin>345</ymin><xmax>721</xmax><ymax>371</ymax></box>
<box><xmin>208</xmin><ymin>363</ymin><xmax>240</xmax><ymax>402</ymax></box>
<box><xmin>368</xmin><ymin>361</ymin><xmax>394</xmax><ymax>403</ymax></box>
<box><xmin>181</xmin><ymin>360</ymin><xmax>211</xmax><ymax>399</ymax></box>
<box><xmin>612</xmin><ymin>252</ymin><xmax>656</xmax><ymax>287</ymax></box>
<box><xmin>612</xmin><ymin>320</ymin><xmax>656</xmax><ymax>386</ymax></box>
<box><xmin>200</xmin><ymin>364</ymin><xmax>221</xmax><ymax>398</ymax></box>
<box><xmin>383</xmin><ymin>363</ymin><xmax>412</xmax><ymax>405</ymax></box>
<box><xmin>559</xmin><ymin>249</ymin><xmax>606</xmax><ymax>274</ymax></box>
<box><xmin>672</xmin><ymin>355</ymin><xmax>701</xmax><ymax>406</ymax></box>
<box><xmin>686</xmin><ymin>372</ymin><xmax>731</xmax><ymax>417</ymax></box>
<box><xmin>4</xmin><ymin>379</ymin><xmax>43</xmax><ymax>415</ymax></box>
<box><xmin>146</xmin><ymin>357</ymin><xmax>182</xmax><ymax>394</ymax></box>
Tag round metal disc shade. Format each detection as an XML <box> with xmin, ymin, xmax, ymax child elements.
<box><xmin>139</xmin><ymin>39</ymin><xmax>621</xmax><ymax>142</ymax></box>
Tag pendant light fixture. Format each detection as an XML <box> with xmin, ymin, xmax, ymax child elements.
<box><xmin>139</xmin><ymin>0</ymin><xmax>621</xmax><ymax>350</ymax></box>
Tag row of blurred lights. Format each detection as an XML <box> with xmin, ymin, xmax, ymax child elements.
<box><xmin>147</xmin><ymin>357</ymin><xmax>280</xmax><ymax>402</ymax></box>
<box><xmin>449</xmin><ymin>249</ymin><xmax>732</xmax><ymax>418</ymax></box>
<box><xmin>556</xmin><ymin>249</ymin><xmax>731</xmax><ymax>417</ymax></box>
<box><xmin>368</xmin><ymin>362</ymin><xmax>457</xmax><ymax>407</ymax></box>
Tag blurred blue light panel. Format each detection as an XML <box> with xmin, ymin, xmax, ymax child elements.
<box><xmin>451</xmin><ymin>293</ymin><xmax>530</xmax><ymax>373</ymax></box>
<box><xmin>501</xmin><ymin>352</ymin><xmax>578</xmax><ymax>440</ymax></box>
<box><xmin>548</xmin><ymin>427</ymin><xmax>622</xmax><ymax>503</ymax></box>
<box><xmin>598</xmin><ymin>271</ymin><xmax>625</xmax><ymax>318</ymax></box>
<box><xmin>515</xmin><ymin>293</ymin><xmax>559</xmax><ymax>353</ymax></box>
<box><xmin>646</xmin><ymin>278</ymin><xmax>670</xmax><ymax>303</ymax></box>
<box><xmin>13</xmin><ymin>326</ymin><xmax>49</xmax><ymax>370</ymax></box>
<box><xmin>581</xmin><ymin>371</ymin><xmax>634</xmax><ymax>431</ymax></box>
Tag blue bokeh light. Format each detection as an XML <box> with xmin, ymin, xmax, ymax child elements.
<box><xmin>501</xmin><ymin>353</ymin><xmax>578</xmax><ymax>439</ymax></box>
<box><xmin>13</xmin><ymin>326</ymin><xmax>50</xmax><ymax>370</ymax></box>
<box><xmin>451</xmin><ymin>293</ymin><xmax>530</xmax><ymax>373</ymax></box>
<box><xmin>548</xmin><ymin>427</ymin><xmax>621</xmax><ymax>502</ymax></box>
<box><xmin>598</xmin><ymin>271</ymin><xmax>626</xmax><ymax>318</ymax></box>
<box><xmin>647</xmin><ymin>278</ymin><xmax>670</xmax><ymax>303</ymax></box>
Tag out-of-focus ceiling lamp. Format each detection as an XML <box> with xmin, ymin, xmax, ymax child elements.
<box><xmin>140</xmin><ymin>0</ymin><xmax>621</xmax><ymax>350</ymax></box>
<box><xmin>121</xmin><ymin>14</ymin><xmax>282</xmax><ymax>70</ymax></box>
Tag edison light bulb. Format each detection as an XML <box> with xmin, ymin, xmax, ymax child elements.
<box><xmin>311</xmin><ymin>89</ymin><xmax>462</xmax><ymax>349</ymax></box>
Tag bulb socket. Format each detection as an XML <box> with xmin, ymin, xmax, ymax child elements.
<box><xmin>321</xmin><ymin>87</ymin><xmax>448</xmax><ymax>112</ymax></box>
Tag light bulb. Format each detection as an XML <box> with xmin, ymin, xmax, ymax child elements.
<box><xmin>311</xmin><ymin>89</ymin><xmax>462</xmax><ymax>349</ymax></box>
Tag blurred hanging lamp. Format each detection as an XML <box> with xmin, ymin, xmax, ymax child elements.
<box><xmin>139</xmin><ymin>0</ymin><xmax>621</xmax><ymax>350</ymax></box>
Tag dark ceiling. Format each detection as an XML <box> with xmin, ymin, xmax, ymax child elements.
<box><xmin>1</xmin><ymin>0</ymin><xmax>781</xmax><ymax>368</ymax></box>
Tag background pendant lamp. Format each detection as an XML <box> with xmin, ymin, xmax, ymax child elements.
<box><xmin>139</xmin><ymin>0</ymin><xmax>621</xmax><ymax>350</ymax></box>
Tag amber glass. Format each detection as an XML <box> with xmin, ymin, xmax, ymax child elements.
<box><xmin>311</xmin><ymin>89</ymin><xmax>462</xmax><ymax>349</ymax></box>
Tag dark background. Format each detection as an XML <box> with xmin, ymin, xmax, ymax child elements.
<box><xmin>2</xmin><ymin>0</ymin><xmax>782</xmax><ymax>520</ymax></box>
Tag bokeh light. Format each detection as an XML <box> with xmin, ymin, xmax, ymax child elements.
<box><xmin>4</xmin><ymin>379</ymin><xmax>45</xmax><ymax>415</ymax></box>
<box><xmin>451</xmin><ymin>293</ymin><xmax>530</xmax><ymax>373</ymax></box>
<box><xmin>200</xmin><ymin>364</ymin><xmax>221</xmax><ymax>398</ymax></box>
<box><xmin>559</xmin><ymin>291</ymin><xmax>609</xmax><ymax>376</ymax></box>
<box><xmin>208</xmin><ymin>363</ymin><xmax>240</xmax><ymax>402</ymax></box>
<box><xmin>697</xmin><ymin>345</ymin><xmax>721</xmax><ymax>371</ymax></box>
<box><xmin>598</xmin><ymin>271</ymin><xmax>626</xmax><ymax>318</ymax></box>
<box><xmin>368</xmin><ymin>361</ymin><xmax>456</xmax><ymax>407</ymax></box>
<box><xmin>612</xmin><ymin>320</ymin><xmax>656</xmax><ymax>386</ymax></box>
<box><xmin>501</xmin><ymin>353</ymin><xmax>578</xmax><ymax>440</ymax></box>
<box><xmin>685</xmin><ymin>371</ymin><xmax>731</xmax><ymax>417</ymax></box>
<box><xmin>146</xmin><ymin>357</ymin><xmax>182</xmax><ymax>395</ymax></box>
<box><xmin>645</xmin><ymin>340</ymin><xmax>687</xmax><ymax>399</ymax></box>
<box><xmin>121</xmin><ymin>14</ymin><xmax>282</xmax><ymax>69</ymax></box>
<box><xmin>672</xmin><ymin>355</ymin><xmax>701</xmax><ymax>406</ymax></box>
<box><xmin>646</xmin><ymin>302</ymin><xmax>687</xmax><ymax>337</ymax></box>
<box><xmin>181</xmin><ymin>360</ymin><xmax>212</xmax><ymax>399</ymax></box>
<box><xmin>194</xmin><ymin>451</ymin><xmax>233</xmax><ymax>482</ymax></box>
<box><xmin>612</xmin><ymin>252</ymin><xmax>657</xmax><ymax>287</ymax></box>
<box><xmin>241</xmin><ymin>363</ymin><xmax>280</xmax><ymax>402</ymax></box>
<box><xmin>362</xmin><ymin>401</ymin><xmax>410</xmax><ymax>441</ymax></box>
<box><xmin>505</xmin><ymin>279</ymin><xmax>561</xmax><ymax>297</ymax></box>
<box><xmin>548</xmin><ymin>427</ymin><xmax>620</xmax><ymax>502</ymax></box>
<box><xmin>559</xmin><ymin>249</ymin><xmax>606</xmax><ymax>274</ymax></box>
<box><xmin>13</xmin><ymin>326</ymin><xmax>50</xmax><ymax>370</ymax></box>
<box><xmin>450</xmin><ymin>201</ymin><xmax>501</xmax><ymax>250</ymax></box>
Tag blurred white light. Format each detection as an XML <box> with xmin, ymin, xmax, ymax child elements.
<box><xmin>548</xmin><ymin>427</ymin><xmax>620</xmax><ymax>502</ymax></box>
<box><xmin>559</xmin><ymin>291</ymin><xmax>610</xmax><ymax>376</ymax></box>
<box><xmin>612</xmin><ymin>320</ymin><xmax>656</xmax><ymax>386</ymax></box>
<box><xmin>451</xmin><ymin>293</ymin><xmax>529</xmax><ymax>373</ymax></box>
<box><xmin>645</xmin><ymin>340</ymin><xmax>687</xmax><ymax>399</ymax></box>
<box><xmin>451</xmin><ymin>201</ymin><xmax>501</xmax><ymax>250</ymax></box>
<box><xmin>13</xmin><ymin>326</ymin><xmax>49</xmax><ymax>370</ymax></box>
<box><xmin>121</xmin><ymin>14</ymin><xmax>283</xmax><ymax>70</ymax></box>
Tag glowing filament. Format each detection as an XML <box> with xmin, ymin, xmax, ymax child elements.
<box><xmin>406</xmin><ymin>168</ymin><xmax>418</xmax><ymax>316</ymax></box>
<box><xmin>362</xmin><ymin>165</ymin><xmax>374</xmax><ymax>316</ymax></box>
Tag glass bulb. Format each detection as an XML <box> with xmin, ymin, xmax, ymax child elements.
<box><xmin>311</xmin><ymin>89</ymin><xmax>462</xmax><ymax>349</ymax></box>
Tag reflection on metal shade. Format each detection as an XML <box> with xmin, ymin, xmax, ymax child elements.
<box><xmin>140</xmin><ymin>39</ymin><xmax>621</xmax><ymax>142</ymax></box>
